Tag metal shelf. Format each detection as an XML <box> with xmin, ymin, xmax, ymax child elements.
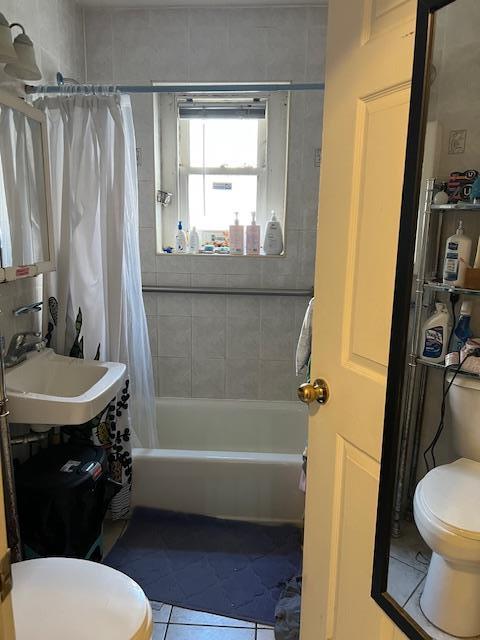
<box><xmin>430</xmin><ymin>203</ymin><xmax>480</xmax><ymax>212</ymax></box>
<box><xmin>424</xmin><ymin>281</ymin><xmax>480</xmax><ymax>297</ymax></box>
<box><xmin>416</xmin><ymin>357</ymin><xmax>480</xmax><ymax>380</ymax></box>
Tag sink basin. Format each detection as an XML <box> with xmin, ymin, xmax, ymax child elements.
<box><xmin>5</xmin><ymin>348</ymin><xmax>126</xmax><ymax>425</ymax></box>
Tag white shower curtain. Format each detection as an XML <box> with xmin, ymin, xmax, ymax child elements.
<box><xmin>37</xmin><ymin>93</ymin><xmax>158</xmax><ymax>518</ymax></box>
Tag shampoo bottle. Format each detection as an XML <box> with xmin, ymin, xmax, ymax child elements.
<box><xmin>442</xmin><ymin>221</ymin><xmax>472</xmax><ymax>287</ymax></box>
<box><xmin>246</xmin><ymin>211</ymin><xmax>260</xmax><ymax>255</ymax></box>
<box><xmin>263</xmin><ymin>210</ymin><xmax>284</xmax><ymax>255</ymax></box>
<box><xmin>229</xmin><ymin>212</ymin><xmax>244</xmax><ymax>255</ymax></box>
<box><xmin>189</xmin><ymin>226</ymin><xmax>200</xmax><ymax>254</ymax></box>
<box><xmin>175</xmin><ymin>221</ymin><xmax>187</xmax><ymax>253</ymax></box>
<box><xmin>421</xmin><ymin>302</ymin><xmax>452</xmax><ymax>363</ymax></box>
<box><xmin>452</xmin><ymin>300</ymin><xmax>474</xmax><ymax>352</ymax></box>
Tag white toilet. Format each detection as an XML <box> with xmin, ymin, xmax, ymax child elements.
<box><xmin>414</xmin><ymin>374</ymin><xmax>480</xmax><ymax>638</ymax></box>
<box><xmin>11</xmin><ymin>557</ymin><xmax>153</xmax><ymax>639</ymax></box>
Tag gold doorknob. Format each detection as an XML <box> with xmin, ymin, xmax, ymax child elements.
<box><xmin>297</xmin><ymin>378</ymin><xmax>330</xmax><ymax>405</ymax></box>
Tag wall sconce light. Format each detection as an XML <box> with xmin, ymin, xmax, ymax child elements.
<box><xmin>4</xmin><ymin>23</ymin><xmax>41</xmax><ymax>81</ymax></box>
<box><xmin>0</xmin><ymin>13</ymin><xmax>16</xmax><ymax>63</ymax></box>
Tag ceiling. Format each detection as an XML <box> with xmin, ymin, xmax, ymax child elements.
<box><xmin>80</xmin><ymin>0</ymin><xmax>327</xmax><ymax>6</ymax></box>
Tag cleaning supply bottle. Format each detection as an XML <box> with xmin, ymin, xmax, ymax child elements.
<box><xmin>263</xmin><ymin>210</ymin><xmax>284</xmax><ymax>255</ymax></box>
<box><xmin>175</xmin><ymin>220</ymin><xmax>187</xmax><ymax>253</ymax></box>
<box><xmin>451</xmin><ymin>300</ymin><xmax>474</xmax><ymax>352</ymax></box>
<box><xmin>246</xmin><ymin>211</ymin><xmax>260</xmax><ymax>255</ymax></box>
<box><xmin>442</xmin><ymin>221</ymin><xmax>472</xmax><ymax>287</ymax></box>
<box><xmin>189</xmin><ymin>226</ymin><xmax>200</xmax><ymax>254</ymax></box>
<box><xmin>420</xmin><ymin>302</ymin><xmax>452</xmax><ymax>363</ymax></box>
<box><xmin>229</xmin><ymin>212</ymin><xmax>244</xmax><ymax>255</ymax></box>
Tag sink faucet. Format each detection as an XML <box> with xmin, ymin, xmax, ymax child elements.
<box><xmin>5</xmin><ymin>332</ymin><xmax>47</xmax><ymax>368</ymax></box>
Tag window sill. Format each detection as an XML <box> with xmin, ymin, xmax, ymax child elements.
<box><xmin>156</xmin><ymin>252</ymin><xmax>287</xmax><ymax>258</ymax></box>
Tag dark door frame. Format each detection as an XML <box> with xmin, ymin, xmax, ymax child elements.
<box><xmin>371</xmin><ymin>1</ymin><xmax>456</xmax><ymax>639</ymax></box>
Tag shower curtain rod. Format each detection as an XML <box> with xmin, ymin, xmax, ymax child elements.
<box><xmin>25</xmin><ymin>82</ymin><xmax>325</xmax><ymax>95</ymax></box>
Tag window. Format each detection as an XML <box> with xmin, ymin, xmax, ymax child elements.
<box><xmin>156</xmin><ymin>89</ymin><xmax>289</xmax><ymax>254</ymax></box>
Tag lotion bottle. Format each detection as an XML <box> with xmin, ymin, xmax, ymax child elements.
<box><xmin>421</xmin><ymin>302</ymin><xmax>452</xmax><ymax>364</ymax></box>
<box><xmin>229</xmin><ymin>212</ymin><xmax>244</xmax><ymax>255</ymax></box>
<box><xmin>175</xmin><ymin>220</ymin><xmax>187</xmax><ymax>253</ymax></box>
<box><xmin>246</xmin><ymin>211</ymin><xmax>260</xmax><ymax>255</ymax></box>
<box><xmin>442</xmin><ymin>221</ymin><xmax>472</xmax><ymax>287</ymax></box>
<box><xmin>263</xmin><ymin>210</ymin><xmax>284</xmax><ymax>255</ymax></box>
<box><xmin>189</xmin><ymin>226</ymin><xmax>200</xmax><ymax>253</ymax></box>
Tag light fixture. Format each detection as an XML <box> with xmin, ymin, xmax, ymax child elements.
<box><xmin>4</xmin><ymin>23</ymin><xmax>41</xmax><ymax>81</ymax></box>
<box><xmin>0</xmin><ymin>13</ymin><xmax>16</xmax><ymax>63</ymax></box>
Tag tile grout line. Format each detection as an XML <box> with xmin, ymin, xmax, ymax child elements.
<box><xmin>389</xmin><ymin>552</ymin><xmax>428</xmax><ymax>573</ymax></box>
<box><xmin>403</xmin><ymin>575</ymin><xmax>425</xmax><ymax>609</ymax></box>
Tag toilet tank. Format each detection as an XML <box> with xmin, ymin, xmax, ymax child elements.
<box><xmin>447</xmin><ymin>373</ymin><xmax>480</xmax><ymax>461</ymax></box>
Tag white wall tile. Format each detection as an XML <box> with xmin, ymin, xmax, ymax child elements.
<box><xmin>81</xmin><ymin>4</ymin><xmax>327</xmax><ymax>401</ymax></box>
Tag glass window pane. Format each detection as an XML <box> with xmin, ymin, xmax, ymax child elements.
<box><xmin>188</xmin><ymin>174</ymin><xmax>257</xmax><ymax>230</ymax></box>
<box><xmin>189</xmin><ymin>119</ymin><xmax>259</xmax><ymax>168</ymax></box>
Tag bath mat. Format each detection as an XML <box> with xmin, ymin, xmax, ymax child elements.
<box><xmin>104</xmin><ymin>507</ymin><xmax>302</xmax><ymax>626</ymax></box>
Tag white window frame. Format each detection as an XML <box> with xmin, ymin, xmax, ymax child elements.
<box><xmin>155</xmin><ymin>89</ymin><xmax>290</xmax><ymax>254</ymax></box>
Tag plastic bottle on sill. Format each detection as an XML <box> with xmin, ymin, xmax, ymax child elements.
<box><xmin>246</xmin><ymin>211</ymin><xmax>260</xmax><ymax>256</ymax></box>
<box><xmin>229</xmin><ymin>212</ymin><xmax>244</xmax><ymax>256</ymax></box>
<box><xmin>263</xmin><ymin>210</ymin><xmax>284</xmax><ymax>255</ymax></box>
<box><xmin>175</xmin><ymin>220</ymin><xmax>187</xmax><ymax>253</ymax></box>
<box><xmin>189</xmin><ymin>226</ymin><xmax>200</xmax><ymax>254</ymax></box>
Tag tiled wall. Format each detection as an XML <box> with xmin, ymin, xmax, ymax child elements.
<box><xmin>83</xmin><ymin>5</ymin><xmax>326</xmax><ymax>400</ymax></box>
<box><xmin>0</xmin><ymin>0</ymin><xmax>84</xmax><ymax>346</ymax></box>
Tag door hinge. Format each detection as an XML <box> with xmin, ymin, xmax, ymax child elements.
<box><xmin>0</xmin><ymin>549</ymin><xmax>12</xmax><ymax>602</ymax></box>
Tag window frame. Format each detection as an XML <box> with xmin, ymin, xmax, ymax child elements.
<box><xmin>155</xmin><ymin>88</ymin><xmax>290</xmax><ymax>254</ymax></box>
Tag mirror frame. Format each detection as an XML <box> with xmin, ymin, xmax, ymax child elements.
<box><xmin>371</xmin><ymin>1</ymin><xmax>457</xmax><ymax>640</ymax></box>
<box><xmin>0</xmin><ymin>90</ymin><xmax>55</xmax><ymax>281</ymax></box>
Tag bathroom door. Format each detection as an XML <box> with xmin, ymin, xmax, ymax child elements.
<box><xmin>0</xmin><ymin>452</ymin><xmax>15</xmax><ymax>639</ymax></box>
<box><xmin>300</xmin><ymin>0</ymin><xmax>416</xmax><ymax>639</ymax></box>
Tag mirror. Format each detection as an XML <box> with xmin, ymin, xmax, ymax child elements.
<box><xmin>0</xmin><ymin>92</ymin><xmax>54</xmax><ymax>280</ymax></box>
<box><xmin>373</xmin><ymin>1</ymin><xmax>480</xmax><ymax>639</ymax></box>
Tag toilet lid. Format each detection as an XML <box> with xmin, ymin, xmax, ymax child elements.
<box><xmin>12</xmin><ymin>558</ymin><xmax>152</xmax><ymax>640</ymax></box>
<box><xmin>420</xmin><ymin>458</ymin><xmax>480</xmax><ymax>538</ymax></box>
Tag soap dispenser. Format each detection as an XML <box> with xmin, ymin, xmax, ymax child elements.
<box><xmin>229</xmin><ymin>212</ymin><xmax>244</xmax><ymax>255</ymax></box>
<box><xmin>246</xmin><ymin>211</ymin><xmax>260</xmax><ymax>255</ymax></box>
<box><xmin>263</xmin><ymin>211</ymin><xmax>284</xmax><ymax>255</ymax></box>
<box><xmin>175</xmin><ymin>220</ymin><xmax>187</xmax><ymax>253</ymax></box>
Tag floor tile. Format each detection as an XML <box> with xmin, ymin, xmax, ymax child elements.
<box><xmin>153</xmin><ymin>623</ymin><xmax>168</xmax><ymax>640</ymax></box>
<box><xmin>151</xmin><ymin>602</ymin><xmax>173</xmax><ymax>623</ymax></box>
<box><xmin>390</xmin><ymin>521</ymin><xmax>430</xmax><ymax>572</ymax></box>
<box><xmin>404</xmin><ymin>579</ymin><xmax>480</xmax><ymax>639</ymax></box>
<box><xmin>387</xmin><ymin>557</ymin><xmax>425</xmax><ymax>607</ymax></box>
<box><xmin>165</xmin><ymin>625</ymin><xmax>255</xmax><ymax>640</ymax></box>
<box><xmin>257</xmin><ymin>625</ymin><xmax>274</xmax><ymax>630</ymax></box>
<box><xmin>170</xmin><ymin>607</ymin><xmax>254</xmax><ymax>628</ymax></box>
<box><xmin>257</xmin><ymin>629</ymin><xmax>275</xmax><ymax>640</ymax></box>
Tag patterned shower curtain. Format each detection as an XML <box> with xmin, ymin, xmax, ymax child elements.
<box><xmin>37</xmin><ymin>93</ymin><xmax>158</xmax><ymax>519</ymax></box>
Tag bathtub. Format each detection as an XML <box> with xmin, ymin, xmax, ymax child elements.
<box><xmin>132</xmin><ymin>397</ymin><xmax>308</xmax><ymax>525</ymax></box>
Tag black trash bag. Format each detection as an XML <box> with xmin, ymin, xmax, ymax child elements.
<box><xmin>274</xmin><ymin>575</ymin><xmax>302</xmax><ymax>640</ymax></box>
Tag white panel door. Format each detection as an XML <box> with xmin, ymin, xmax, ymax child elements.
<box><xmin>300</xmin><ymin>0</ymin><xmax>417</xmax><ymax>638</ymax></box>
<box><xmin>0</xmin><ymin>448</ymin><xmax>15</xmax><ymax>639</ymax></box>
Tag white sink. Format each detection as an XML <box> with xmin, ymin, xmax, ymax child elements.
<box><xmin>5</xmin><ymin>348</ymin><xmax>126</xmax><ymax>425</ymax></box>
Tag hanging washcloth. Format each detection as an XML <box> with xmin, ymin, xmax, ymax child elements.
<box><xmin>296</xmin><ymin>298</ymin><xmax>314</xmax><ymax>376</ymax></box>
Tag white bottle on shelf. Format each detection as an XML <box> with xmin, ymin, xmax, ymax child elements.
<box><xmin>442</xmin><ymin>221</ymin><xmax>472</xmax><ymax>287</ymax></box>
<box><xmin>246</xmin><ymin>211</ymin><xmax>260</xmax><ymax>255</ymax></box>
<box><xmin>189</xmin><ymin>226</ymin><xmax>200</xmax><ymax>253</ymax></box>
<box><xmin>420</xmin><ymin>302</ymin><xmax>452</xmax><ymax>364</ymax></box>
<box><xmin>263</xmin><ymin>210</ymin><xmax>284</xmax><ymax>255</ymax></box>
<box><xmin>175</xmin><ymin>221</ymin><xmax>187</xmax><ymax>253</ymax></box>
<box><xmin>229</xmin><ymin>212</ymin><xmax>244</xmax><ymax>255</ymax></box>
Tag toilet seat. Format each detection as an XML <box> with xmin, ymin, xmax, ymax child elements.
<box><xmin>12</xmin><ymin>558</ymin><xmax>152</xmax><ymax>640</ymax></box>
<box><xmin>417</xmin><ymin>458</ymin><xmax>480</xmax><ymax>540</ymax></box>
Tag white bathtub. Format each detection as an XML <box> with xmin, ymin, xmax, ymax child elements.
<box><xmin>132</xmin><ymin>397</ymin><xmax>308</xmax><ymax>524</ymax></box>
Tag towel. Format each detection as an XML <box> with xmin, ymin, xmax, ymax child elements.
<box><xmin>296</xmin><ymin>298</ymin><xmax>314</xmax><ymax>376</ymax></box>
